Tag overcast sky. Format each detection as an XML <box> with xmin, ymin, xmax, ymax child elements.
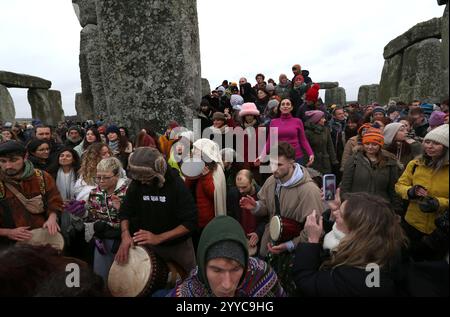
<box><xmin>0</xmin><ymin>0</ymin><xmax>445</xmax><ymax>118</ymax></box>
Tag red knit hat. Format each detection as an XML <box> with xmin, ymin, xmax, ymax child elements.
<box><xmin>362</xmin><ymin>128</ymin><xmax>384</xmax><ymax>146</ymax></box>
<box><xmin>305</xmin><ymin>83</ymin><xmax>320</xmax><ymax>102</ymax></box>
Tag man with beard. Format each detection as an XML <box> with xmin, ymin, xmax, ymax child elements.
<box><xmin>0</xmin><ymin>141</ymin><xmax>63</xmax><ymax>247</ymax></box>
<box><xmin>240</xmin><ymin>142</ymin><xmax>323</xmax><ymax>295</ymax></box>
<box><xmin>64</xmin><ymin>126</ymin><xmax>83</xmax><ymax>148</ymax></box>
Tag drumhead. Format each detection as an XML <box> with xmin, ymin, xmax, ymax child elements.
<box><xmin>269</xmin><ymin>216</ymin><xmax>282</xmax><ymax>242</ymax></box>
<box><xmin>180</xmin><ymin>158</ymin><xmax>205</xmax><ymax>178</ymax></box>
<box><xmin>21</xmin><ymin>228</ymin><xmax>64</xmax><ymax>251</ymax></box>
<box><xmin>108</xmin><ymin>246</ymin><xmax>152</xmax><ymax>297</ymax></box>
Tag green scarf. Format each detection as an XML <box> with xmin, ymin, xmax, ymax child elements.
<box><xmin>0</xmin><ymin>160</ymin><xmax>35</xmax><ymax>183</ymax></box>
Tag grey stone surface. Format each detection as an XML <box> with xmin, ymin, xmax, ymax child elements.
<box><xmin>28</xmin><ymin>88</ymin><xmax>64</xmax><ymax>126</ymax></box>
<box><xmin>397</xmin><ymin>38</ymin><xmax>442</xmax><ymax>104</ymax></box>
<box><xmin>441</xmin><ymin>4</ymin><xmax>449</xmax><ymax>100</ymax></box>
<box><xmin>0</xmin><ymin>70</ymin><xmax>51</xmax><ymax>89</ymax></box>
<box><xmin>378</xmin><ymin>54</ymin><xmax>403</xmax><ymax>105</ymax></box>
<box><xmin>325</xmin><ymin>87</ymin><xmax>346</xmax><ymax>106</ymax></box>
<box><xmin>316</xmin><ymin>82</ymin><xmax>339</xmax><ymax>90</ymax></box>
<box><xmin>201</xmin><ymin>78</ymin><xmax>210</xmax><ymax>97</ymax></box>
<box><xmin>384</xmin><ymin>18</ymin><xmax>442</xmax><ymax>59</ymax></box>
<box><xmin>72</xmin><ymin>0</ymin><xmax>97</xmax><ymax>27</ymax></box>
<box><xmin>95</xmin><ymin>0</ymin><xmax>201</xmax><ymax>133</ymax></box>
<box><xmin>79</xmin><ymin>24</ymin><xmax>106</xmax><ymax>120</ymax></box>
<box><xmin>358</xmin><ymin>84</ymin><xmax>380</xmax><ymax>105</ymax></box>
<box><xmin>0</xmin><ymin>84</ymin><xmax>16</xmax><ymax>122</ymax></box>
<box><xmin>75</xmin><ymin>92</ymin><xmax>94</xmax><ymax>121</ymax></box>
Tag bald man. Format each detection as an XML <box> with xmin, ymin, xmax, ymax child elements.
<box><xmin>226</xmin><ymin>170</ymin><xmax>267</xmax><ymax>255</ymax></box>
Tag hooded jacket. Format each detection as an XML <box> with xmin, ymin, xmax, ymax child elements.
<box><xmin>169</xmin><ymin>216</ymin><xmax>285</xmax><ymax>297</ymax></box>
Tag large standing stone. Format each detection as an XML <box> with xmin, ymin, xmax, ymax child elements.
<box><xmin>28</xmin><ymin>89</ymin><xmax>64</xmax><ymax>126</ymax></box>
<box><xmin>316</xmin><ymin>82</ymin><xmax>339</xmax><ymax>90</ymax></box>
<box><xmin>80</xmin><ymin>24</ymin><xmax>105</xmax><ymax>119</ymax></box>
<box><xmin>378</xmin><ymin>54</ymin><xmax>403</xmax><ymax>105</ymax></box>
<box><xmin>383</xmin><ymin>18</ymin><xmax>442</xmax><ymax>59</ymax></box>
<box><xmin>325</xmin><ymin>87</ymin><xmax>346</xmax><ymax>106</ymax></box>
<box><xmin>441</xmin><ymin>4</ymin><xmax>449</xmax><ymax>100</ymax></box>
<box><xmin>0</xmin><ymin>70</ymin><xmax>51</xmax><ymax>89</ymax></box>
<box><xmin>201</xmin><ymin>78</ymin><xmax>210</xmax><ymax>97</ymax></box>
<box><xmin>358</xmin><ymin>84</ymin><xmax>379</xmax><ymax>105</ymax></box>
<box><xmin>397</xmin><ymin>38</ymin><xmax>442</xmax><ymax>104</ymax></box>
<box><xmin>96</xmin><ymin>0</ymin><xmax>201</xmax><ymax>132</ymax></box>
<box><xmin>0</xmin><ymin>84</ymin><xmax>16</xmax><ymax>122</ymax></box>
<box><xmin>75</xmin><ymin>92</ymin><xmax>94</xmax><ymax>121</ymax></box>
<box><xmin>72</xmin><ymin>0</ymin><xmax>97</xmax><ymax>27</ymax></box>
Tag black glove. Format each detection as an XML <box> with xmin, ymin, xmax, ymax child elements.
<box><xmin>418</xmin><ymin>196</ymin><xmax>440</xmax><ymax>213</ymax></box>
<box><xmin>407</xmin><ymin>185</ymin><xmax>425</xmax><ymax>199</ymax></box>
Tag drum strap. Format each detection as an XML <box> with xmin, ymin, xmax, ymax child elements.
<box><xmin>274</xmin><ymin>186</ymin><xmax>281</xmax><ymax>216</ymax></box>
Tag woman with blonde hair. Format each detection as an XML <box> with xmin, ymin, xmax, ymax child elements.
<box><xmin>74</xmin><ymin>143</ymin><xmax>113</xmax><ymax>201</ymax></box>
<box><xmin>293</xmin><ymin>192</ymin><xmax>407</xmax><ymax>296</ymax></box>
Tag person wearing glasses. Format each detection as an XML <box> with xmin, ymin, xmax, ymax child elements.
<box><xmin>26</xmin><ymin>139</ymin><xmax>52</xmax><ymax>172</ymax></box>
<box><xmin>84</xmin><ymin>157</ymin><xmax>129</xmax><ymax>281</ymax></box>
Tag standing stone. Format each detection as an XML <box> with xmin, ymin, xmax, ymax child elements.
<box><xmin>48</xmin><ymin>90</ymin><xmax>65</xmax><ymax>124</ymax></box>
<box><xmin>358</xmin><ymin>84</ymin><xmax>379</xmax><ymax>105</ymax></box>
<box><xmin>0</xmin><ymin>84</ymin><xmax>16</xmax><ymax>122</ymax></box>
<box><xmin>201</xmin><ymin>78</ymin><xmax>210</xmax><ymax>98</ymax></box>
<box><xmin>28</xmin><ymin>89</ymin><xmax>64</xmax><ymax>126</ymax></box>
<box><xmin>378</xmin><ymin>54</ymin><xmax>403</xmax><ymax>105</ymax></box>
<box><xmin>80</xmin><ymin>24</ymin><xmax>105</xmax><ymax>119</ymax></box>
<box><xmin>75</xmin><ymin>92</ymin><xmax>94</xmax><ymax>121</ymax></box>
<box><xmin>325</xmin><ymin>87</ymin><xmax>346</xmax><ymax>106</ymax></box>
<box><xmin>72</xmin><ymin>0</ymin><xmax>97</xmax><ymax>27</ymax></box>
<box><xmin>96</xmin><ymin>0</ymin><xmax>201</xmax><ymax>132</ymax></box>
<box><xmin>441</xmin><ymin>4</ymin><xmax>449</xmax><ymax>100</ymax></box>
<box><xmin>316</xmin><ymin>82</ymin><xmax>339</xmax><ymax>90</ymax></box>
<box><xmin>397</xmin><ymin>38</ymin><xmax>442</xmax><ymax>104</ymax></box>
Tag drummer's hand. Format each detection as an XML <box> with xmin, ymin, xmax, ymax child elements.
<box><xmin>110</xmin><ymin>195</ymin><xmax>121</xmax><ymax>210</ymax></box>
<box><xmin>239</xmin><ymin>195</ymin><xmax>256</xmax><ymax>210</ymax></box>
<box><xmin>201</xmin><ymin>166</ymin><xmax>210</xmax><ymax>176</ymax></box>
<box><xmin>43</xmin><ymin>213</ymin><xmax>60</xmax><ymax>235</ymax></box>
<box><xmin>6</xmin><ymin>226</ymin><xmax>32</xmax><ymax>242</ymax></box>
<box><xmin>305</xmin><ymin>210</ymin><xmax>323</xmax><ymax>243</ymax></box>
<box><xmin>267</xmin><ymin>242</ymin><xmax>288</xmax><ymax>255</ymax></box>
<box><xmin>133</xmin><ymin>230</ymin><xmax>162</xmax><ymax>246</ymax></box>
<box><xmin>115</xmin><ymin>233</ymin><xmax>133</xmax><ymax>265</ymax></box>
<box><xmin>247</xmin><ymin>232</ymin><xmax>259</xmax><ymax>247</ymax></box>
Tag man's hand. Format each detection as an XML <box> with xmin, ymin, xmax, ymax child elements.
<box><xmin>239</xmin><ymin>195</ymin><xmax>256</xmax><ymax>210</ymax></box>
<box><xmin>133</xmin><ymin>229</ymin><xmax>162</xmax><ymax>246</ymax></box>
<box><xmin>305</xmin><ymin>210</ymin><xmax>323</xmax><ymax>243</ymax></box>
<box><xmin>6</xmin><ymin>226</ymin><xmax>33</xmax><ymax>241</ymax></box>
<box><xmin>43</xmin><ymin>213</ymin><xmax>60</xmax><ymax>235</ymax></box>
<box><xmin>267</xmin><ymin>242</ymin><xmax>288</xmax><ymax>255</ymax></box>
<box><xmin>247</xmin><ymin>232</ymin><xmax>259</xmax><ymax>247</ymax></box>
<box><xmin>115</xmin><ymin>232</ymin><xmax>134</xmax><ymax>264</ymax></box>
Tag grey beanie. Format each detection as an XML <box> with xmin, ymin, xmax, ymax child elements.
<box><xmin>383</xmin><ymin>122</ymin><xmax>403</xmax><ymax>146</ymax></box>
<box><xmin>206</xmin><ymin>240</ymin><xmax>246</xmax><ymax>268</ymax></box>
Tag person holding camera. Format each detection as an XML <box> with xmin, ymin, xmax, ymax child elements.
<box><xmin>395</xmin><ymin>124</ymin><xmax>449</xmax><ymax>261</ymax></box>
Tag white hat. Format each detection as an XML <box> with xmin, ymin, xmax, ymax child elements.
<box><xmin>424</xmin><ymin>124</ymin><xmax>449</xmax><ymax>148</ymax></box>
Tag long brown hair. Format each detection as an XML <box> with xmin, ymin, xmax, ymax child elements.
<box><xmin>322</xmin><ymin>192</ymin><xmax>407</xmax><ymax>269</ymax></box>
<box><xmin>79</xmin><ymin>143</ymin><xmax>113</xmax><ymax>185</ymax></box>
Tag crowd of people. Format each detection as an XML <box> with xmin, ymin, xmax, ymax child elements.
<box><xmin>0</xmin><ymin>63</ymin><xmax>448</xmax><ymax>297</ymax></box>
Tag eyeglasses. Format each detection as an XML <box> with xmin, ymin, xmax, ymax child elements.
<box><xmin>95</xmin><ymin>175</ymin><xmax>116</xmax><ymax>182</ymax></box>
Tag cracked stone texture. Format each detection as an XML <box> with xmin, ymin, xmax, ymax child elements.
<box><xmin>0</xmin><ymin>84</ymin><xmax>16</xmax><ymax>122</ymax></box>
<box><xmin>358</xmin><ymin>84</ymin><xmax>380</xmax><ymax>105</ymax></box>
<box><xmin>325</xmin><ymin>87</ymin><xmax>346</xmax><ymax>106</ymax></box>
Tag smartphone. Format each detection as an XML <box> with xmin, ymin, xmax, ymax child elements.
<box><xmin>323</xmin><ymin>174</ymin><xmax>336</xmax><ymax>201</ymax></box>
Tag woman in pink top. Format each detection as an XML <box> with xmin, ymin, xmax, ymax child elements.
<box><xmin>264</xmin><ymin>98</ymin><xmax>314</xmax><ymax>166</ymax></box>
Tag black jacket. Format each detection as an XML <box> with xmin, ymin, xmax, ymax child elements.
<box><xmin>119</xmin><ymin>168</ymin><xmax>197</xmax><ymax>246</ymax></box>
<box><xmin>293</xmin><ymin>243</ymin><xmax>398</xmax><ymax>297</ymax></box>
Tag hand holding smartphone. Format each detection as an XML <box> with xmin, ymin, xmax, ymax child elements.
<box><xmin>323</xmin><ymin>174</ymin><xmax>336</xmax><ymax>201</ymax></box>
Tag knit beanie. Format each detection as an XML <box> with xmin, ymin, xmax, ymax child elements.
<box><xmin>212</xmin><ymin>112</ymin><xmax>226</xmax><ymax>122</ymax></box>
<box><xmin>206</xmin><ymin>240</ymin><xmax>246</xmax><ymax>268</ymax></box>
<box><xmin>372</xmin><ymin>107</ymin><xmax>386</xmax><ymax>116</ymax></box>
<box><xmin>305</xmin><ymin>110</ymin><xmax>325</xmax><ymax>124</ymax></box>
<box><xmin>267</xmin><ymin>99</ymin><xmax>280</xmax><ymax>110</ymax></box>
<box><xmin>105</xmin><ymin>125</ymin><xmax>120</xmax><ymax>136</ymax></box>
<box><xmin>428</xmin><ymin>111</ymin><xmax>447</xmax><ymax>128</ymax></box>
<box><xmin>383</xmin><ymin>122</ymin><xmax>403</xmax><ymax>146</ymax></box>
<box><xmin>305</xmin><ymin>83</ymin><xmax>320</xmax><ymax>102</ymax></box>
<box><xmin>424</xmin><ymin>124</ymin><xmax>449</xmax><ymax>148</ymax></box>
<box><xmin>362</xmin><ymin>128</ymin><xmax>384</xmax><ymax>147</ymax></box>
<box><xmin>127</xmin><ymin>147</ymin><xmax>167</xmax><ymax>187</ymax></box>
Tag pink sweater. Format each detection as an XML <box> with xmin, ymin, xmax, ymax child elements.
<box><xmin>266</xmin><ymin>113</ymin><xmax>313</xmax><ymax>159</ymax></box>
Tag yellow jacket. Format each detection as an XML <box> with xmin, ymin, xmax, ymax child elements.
<box><xmin>395</xmin><ymin>159</ymin><xmax>449</xmax><ymax>234</ymax></box>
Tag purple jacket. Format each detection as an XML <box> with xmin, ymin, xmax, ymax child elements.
<box><xmin>266</xmin><ymin>113</ymin><xmax>314</xmax><ymax>159</ymax></box>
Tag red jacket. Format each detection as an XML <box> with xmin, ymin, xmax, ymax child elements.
<box><xmin>185</xmin><ymin>173</ymin><xmax>215</xmax><ymax>228</ymax></box>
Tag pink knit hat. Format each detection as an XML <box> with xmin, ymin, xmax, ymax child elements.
<box><xmin>305</xmin><ymin>110</ymin><xmax>325</xmax><ymax>124</ymax></box>
<box><xmin>239</xmin><ymin>102</ymin><xmax>260</xmax><ymax>117</ymax></box>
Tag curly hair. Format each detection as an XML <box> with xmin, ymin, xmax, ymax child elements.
<box><xmin>78</xmin><ymin>143</ymin><xmax>112</xmax><ymax>185</ymax></box>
